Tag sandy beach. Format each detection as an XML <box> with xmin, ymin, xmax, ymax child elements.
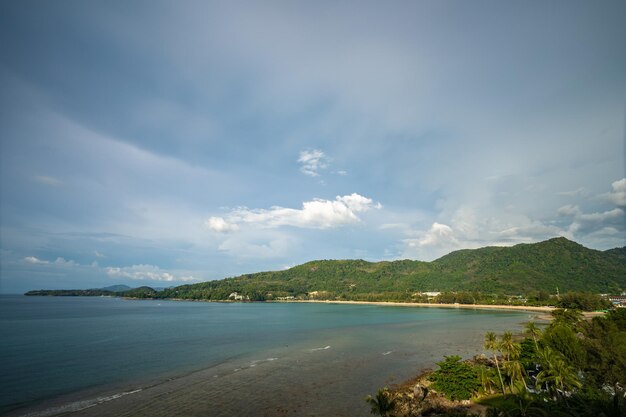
<box><xmin>278</xmin><ymin>299</ymin><xmax>557</xmax><ymax>313</ymax></box>
<box><xmin>277</xmin><ymin>300</ymin><xmax>607</xmax><ymax>321</ymax></box>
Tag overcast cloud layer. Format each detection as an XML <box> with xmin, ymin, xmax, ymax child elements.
<box><xmin>1</xmin><ymin>1</ymin><xmax>625</xmax><ymax>293</ymax></box>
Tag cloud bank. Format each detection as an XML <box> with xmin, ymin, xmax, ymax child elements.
<box><xmin>207</xmin><ymin>193</ymin><xmax>381</xmax><ymax>231</ymax></box>
<box><xmin>1</xmin><ymin>1</ymin><xmax>624</xmax><ymax>292</ymax></box>
<box><xmin>106</xmin><ymin>265</ymin><xmax>199</xmax><ymax>282</ymax></box>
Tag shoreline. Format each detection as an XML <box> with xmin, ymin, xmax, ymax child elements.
<box><xmin>273</xmin><ymin>300</ymin><xmax>606</xmax><ymax>319</ymax></box>
<box><xmin>25</xmin><ymin>294</ymin><xmax>606</xmax><ymax>319</ymax></box>
<box><xmin>7</xmin><ymin>298</ymin><xmax>595</xmax><ymax>417</ymax></box>
<box><xmin>273</xmin><ymin>299</ymin><xmax>557</xmax><ymax>314</ymax></box>
<box><xmin>121</xmin><ymin>297</ymin><xmax>605</xmax><ymax>320</ymax></box>
<box><xmin>5</xmin><ymin>301</ymin><xmax>533</xmax><ymax>417</ymax></box>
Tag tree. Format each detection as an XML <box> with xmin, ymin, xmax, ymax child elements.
<box><xmin>536</xmin><ymin>346</ymin><xmax>581</xmax><ymax>399</ymax></box>
<box><xmin>541</xmin><ymin>323</ymin><xmax>586</xmax><ymax>369</ymax></box>
<box><xmin>485</xmin><ymin>332</ymin><xmax>507</xmax><ymax>395</ymax></box>
<box><xmin>582</xmin><ymin>315</ymin><xmax>626</xmax><ymax>391</ymax></box>
<box><xmin>499</xmin><ymin>331</ymin><xmax>528</xmax><ymax>393</ymax></box>
<box><xmin>550</xmin><ymin>309</ymin><xmax>583</xmax><ymax>328</ymax></box>
<box><xmin>429</xmin><ymin>355</ymin><xmax>480</xmax><ymax>401</ymax></box>
<box><xmin>500</xmin><ymin>331</ymin><xmax>519</xmax><ymax>362</ymax></box>
<box><xmin>365</xmin><ymin>387</ymin><xmax>396</xmax><ymax>417</ymax></box>
<box><xmin>477</xmin><ymin>365</ymin><xmax>499</xmax><ymax>395</ymax></box>
<box><xmin>519</xmin><ymin>338</ymin><xmax>538</xmax><ymax>370</ymax></box>
<box><xmin>503</xmin><ymin>354</ymin><xmax>528</xmax><ymax>394</ymax></box>
<box><xmin>557</xmin><ymin>292</ymin><xmax>611</xmax><ymax>311</ymax></box>
<box><xmin>524</xmin><ymin>321</ymin><xmax>541</xmax><ymax>351</ymax></box>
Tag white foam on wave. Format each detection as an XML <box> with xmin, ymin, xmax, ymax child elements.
<box><xmin>235</xmin><ymin>357</ymin><xmax>280</xmax><ymax>373</ymax></box>
<box><xmin>382</xmin><ymin>351</ymin><xmax>393</xmax><ymax>356</ymax></box>
<box><xmin>249</xmin><ymin>357</ymin><xmax>278</xmax><ymax>367</ymax></box>
<box><xmin>19</xmin><ymin>389</ymin><xmax>142</xmax><ymax>417</ymax></box>
<box><xmin>310</xmin><ymin>345</ymin><xmax>331</xmax><ymax>352</ymax></box>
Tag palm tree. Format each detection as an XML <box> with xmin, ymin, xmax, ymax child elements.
<box><xmin>477</xmin><ymin>365</ymin><xmax>498</xmax><ymax>395</ymax></box>
<box><xmin>500</xmin><ymin>331</ymin><xmax>520</xmax><ymax>362</ymax></box>
<box><xmin>365</xmin><ymin>387</ymin><xmax>396</xmax><ymax>417</ymax></box>
<box><xmin>535</xmin><ymin>346</ymin><xmax>581</xmax><ymax>399</ymax></box>
<box><xmin>500</xmin><ymin>332</ymin><xmax>528</xmax><ymax>393</ymax></box>
<box><xmin>484</xmin><ymin>331</ymin><xmax>506</xmax><ymax>395</ymax></box>
<box><xmin>524</xmin><ymin>321</ymin><xmax>541</xmax><ymax>351</ymax></box>
<box><xmin>503</xmin><ymin>354</ymin><xmax>529</xmax><ymax>393</ymax></box>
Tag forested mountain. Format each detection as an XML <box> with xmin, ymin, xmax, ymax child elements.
<box><xmin>157</xmin><ymin>237</ymin><xmax>625</xmax><ymax>301</ymax></box>
<box><xmin>26</xmin><ymin>238</ymin><xmax>626</xmax><ymax>301</ymax></box>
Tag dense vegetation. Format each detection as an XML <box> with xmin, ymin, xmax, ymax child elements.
<box><xmin>26</xmin><ymin>238</ymin><xmax>625</xmax><ymax>306</ymax></box>
<box><xmin>371</xmin><ymin>308</ymin><xmax>626</xmax><ymax>416</ymax></box>
<box><xmin>153</xmin><ymin>238</ymin><xmax>626</xmax><ymax>300</ymax></box>
<box><xmin>25</xmin><ymin>285</ymin><xmax>158</xmax><ymax>298</ymax></box>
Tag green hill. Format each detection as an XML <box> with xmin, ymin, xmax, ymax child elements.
<box><xmin>156</xmin><ymin>237</ymin><xmax>626</xmax><ymax>301</ymax></box>
<box><xmin>100</xmin><ymin>284</ymin><xmax>132</xmax><ymax>292</ymax></box>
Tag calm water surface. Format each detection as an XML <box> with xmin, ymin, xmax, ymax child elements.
<box><xmin>0</xmin><ymin>295</ymin><xmax>533</xmax><ymax>416</ymax></box>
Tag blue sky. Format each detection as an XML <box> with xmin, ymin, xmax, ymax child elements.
<box><xmin>1</xmin><ymin>1</ymin><xmax>625</xmax><ymax>293</ymax></box>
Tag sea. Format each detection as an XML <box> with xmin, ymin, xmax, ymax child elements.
<box><xmin>0</xmin><ymin>295</ymin><xmax>534</xmax><ymax>416</ymax></box>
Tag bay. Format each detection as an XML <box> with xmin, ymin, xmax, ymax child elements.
<box><xmin>0</xmin><ymin>295</ymin><xmax>534</xmax><ymax>416</ymax></box>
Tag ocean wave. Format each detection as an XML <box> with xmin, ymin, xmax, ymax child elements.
<box><xmin>310</xmin><ymin>345</ymin><xmax>331</xmax><ymax>352</ymax></box>
<box><xmin>18</xmin><ymin>389</ymin><xmax>142</xmax><ymax>417</ymax></box>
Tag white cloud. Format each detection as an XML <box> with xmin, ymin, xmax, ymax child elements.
<box><xmin>551</xmin><ymin>179</ymin><xmax>626</xmax><ymax>246</ymax></box>
<box><xmin>54</xmin><ymin>257</ymin><xmax>77</xmax><ymax>266</ymax></box>
<box><xmin>398</xmin><ymin>201</ymin><xmax>572</xmax><ymax>261</ymax></box>
<box><xmin>24</xmin><ymin>256</ymin><xmax>84</xmax><ymax>267</ymax></box>
<box><xmin>399</xmin><ymin>178</ymin><xmax>625</xmax><ymax>261</ymax></box>
<box><xmin>298</xmin><ymin>149</ymin><xmax>329</xmax><ymax>177</ymax></box>
<box><xmin>24</xmin><ymin>256</ymin><xmax>49</xmax><ymax>264</ymax></box>
<box><xmin>94</xmin><ymin>251</ymin><xmax>106</xmax><ymax>258</ymax></box>
<box><xmin>23</xmin><ymin>255</ymin><xmax>85</xmax><ymax>269</ymax></box>
<box><xmin>558</xmin><ymin>204</ymin><xmax>581</xmax><ymax>217</ymax></box>
<box><xmin>106</xmin><ymin>264</ymin><xmax>199</xmax><ymax>282</ymax></box>
<box><xmin>337</xmin><ymin>193</ymin><xmax>382</xmax><ymax>212</ymax></box>
<box><xmin>497</xmin><ymin>223</ymin><xmax>564</xmax><ymax>241</ymax></box>
<box><xmin>417</xmin><ymin>222</ymin><xmax>458</xmax><ymax>247</ymax></box>
<box><xmin>578</xmin><ymin>208</ymin><xmax>624</xmax><ymax>223</ymax></box>
<box><xmin>401</xmin><ymin>223</ymin><xmax>462</xmax><ymax>261</ymax></box>
<box><xmin>222</xmin><ymin>193</ymin><xmax>381</xmax><ymax>229</ymax></box>
<box><xmin>566</xmin><ymin>207</ymin><xmax>625</xmax><ymax>236</ymax></box>
<box><xmin>606</xmin><ymin>178</ymin><xmax>626</xmax><ymax>207</ymax></box>
<box><xmin>204</xmin><ymin>216</ymin><xmax>240</xmax><ymax>233</ymax></box>
<box><xmin>558</xmin><ymin>187</ymin><xmax>586</xmax><ymax>197</ymax></box>
<box><xmin>33</xmin><ymin>175</ymin><xmax>63</xmax><ymax>187</ymax></box>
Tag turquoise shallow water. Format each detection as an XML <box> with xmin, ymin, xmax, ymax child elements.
<box><xmin>0</xmin><ymin>295</ymin><xmax>533</xmax><ymax>416</ymax></box>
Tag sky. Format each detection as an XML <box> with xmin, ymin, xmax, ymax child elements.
<box><xmin>1</xmin><ymin>1</ymin><xmax>625</xmax><ymax>293</ymax></box>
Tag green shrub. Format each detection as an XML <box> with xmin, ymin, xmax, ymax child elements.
<box><xmin>429</xmin><ymin>355</ymin><xmax>480</xmax><ymax>401</ymax></box>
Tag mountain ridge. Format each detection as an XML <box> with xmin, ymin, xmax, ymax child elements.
<box><xmin>156</xmin><ymin>237</ymin><xmax>625</xmax><ymax>300</ymax></box>
<box><xmin>25</xmin><ymin>237</ymin><xmax>626</xmax><ymax>299</ymax></box>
